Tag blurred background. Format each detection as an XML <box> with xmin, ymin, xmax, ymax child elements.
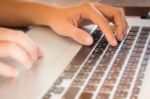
<box><xmin>100</xmin><ymin>0</ymin><xmax>150</xmax><ymax>18</ymax></box>
<box><xmin>39</xmin><ymin>0</ymin><xmax>150</xmax><ymax>19</ymax></box>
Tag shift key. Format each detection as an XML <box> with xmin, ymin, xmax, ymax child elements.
<box><xmin>63</xmin><ymin>86</ymin><xmax>80</xmax><ymax>99</ymax></box>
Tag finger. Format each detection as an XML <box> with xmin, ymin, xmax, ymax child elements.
<box><xmin>0</xmin><ymin>28</ymin><xmax>40</xmax><ymax>60</ymax></box>
<box><xmin>25</xmin><ymin>34</ymin><xmax>44</xmax><ymax>59</ymax></box>
<box><xmin>83</xmin><ymin>3</ymin><xmax>117</xmax><ymax>46</ymax></box>
<box><xmin>37</xmin><ymin>47</ymin><xmax>44</xmax><ymax>59</ymax></box>
<box><xmin>111</xmin><ymin>9</ymin><xmax>128</xmax><ymax>41</ymax></box>
<box><xmin>65</xmin><ymin>23</ymin><xmax>93</xmax><ymax>46</ymax></box>
<box><xmin>107</xmin><ymin>12</ymin><xmax>127</xmax><ymax>41</ymax></box>
<box><xmin>0</xmin><ymin>42</ymin><xmax>32</xmax><ymax>69</ymax></box>
<box><xmin>94</xmin><ymin>3</ymin><xmax>128</xmax><ymax>40</ymax></box>
<box><xmin>0</xmin><ymin>62</ymin><xmax>19</xmax><ymax>77</ymax></box>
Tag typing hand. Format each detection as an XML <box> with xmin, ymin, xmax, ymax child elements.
<box><xmin>0</xmin><ymin>27</ymin><xmax>43</xmax><ymax>77</ymax></box>
<box><xmin>48</xmin><ymin>2</ymin><xmax>128</xmax><ymax>46</ymax></box>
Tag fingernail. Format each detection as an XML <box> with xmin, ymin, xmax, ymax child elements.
<box><xmin>38</xmin><ymin>48</ymin><xmax>44</xmax><ymax>59</ymax></box>
<box><xmin>38</xmin><ymin>51</ymin><xmax>44</xmax><ymax>59</ymax></box>
<box><xmin>84</xmin><ymin>36</ymin><xmax>93</xmax><ymax>45</ymax></box>
<box><xmin>119</xmin><ymin>36</ymin><xmax>123</xmax><ymax>41</ymax></box>
<box><xmin>122</xmin><ymin>33</ymin><xmax>126</xmax><ymax>39</ymax></box>
<box><xmin>113</xmin><ymin>39</ymin><xmax>118</xmax><ymax>46</ymax></box>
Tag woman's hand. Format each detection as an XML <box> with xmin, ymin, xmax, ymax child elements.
<box><xmin>0</xmin><ymin>27</ymin><xmax>43</xmax><ymax>77</ymax></box>
<box><xmin>0</xmin><ymin>1</ymin><xmax>127</xmax><ymax>46</ymax></box>
<box><xmin>48</xmin><ymin>2</ymin><xmax>128</xmax><ymax>46</ymax></box>
<box><xmin>0</xmin><ymin>1</ymin><xmax>127</xmax><ymax>77</ymax></box>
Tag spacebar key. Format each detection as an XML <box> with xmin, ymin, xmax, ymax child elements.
<box><xmin>63</xmin><ymin>86</ymin><xmax>80</xmax><ymax>99</ymax></box>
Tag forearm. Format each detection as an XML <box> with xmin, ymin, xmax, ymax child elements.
<box><xmin>0</xmin><ymin>0</ymin><xmax>56</xmax><ymax>27</ymax></box>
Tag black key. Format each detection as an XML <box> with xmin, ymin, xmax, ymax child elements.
<box><xmin>126</xmin><ymin>35</ymin><xmax>135</xmax><ymax>40</ymax></box>
<box><xmin>92</xmin><ymin>29</ymin><xmax>102</xmax><ymax>44</ymax></box>
<box><xmin>84</xmin><ymin>84</ymin><xmax>97</xmax><ymax>92</ymax></box>
<box><xmin>141</xmin><ymin>27</ymin><xmax>150</xmax><ymax>31</ymax></box>
<box><xmin>130</xmin><ymin>26</ymin><xmax>140</xmax><ymax>32</ymax></box>
<box><xmin>49</xmin><ymin>86</ymin><xmax>64</xmax><ymax>94</ymax></box>
<box><xmin>42</xmin><ymin>93</ymin><xmax>51</xmax><ymax>99</ymax></box>
<box><xmin>72</xmin><ymin>79</ymin><xmax>85</xmax><ymax>86</ymax></box>
<box><xmin>61</xmin><ymin>71</ymin><xmax>75</xmax><ymax>79</ymax></box>
<box><xmin>79</xmin><ymin>92</ymin><xmax>93</xmax><ymax>99</ymax></box>
<box><xmin>63</xmin><ymin>86</ymin><xmax>80</xmax><ymax>99</ymax></box>
<box><xmin>92</xmin><ymin>29</ymin><xmax>102</xmax><ymax>38</ymax></box>
<box><xmin>97</xmin><ymin>92</ymin><xmax>110</xmax><ymax>99</ymax></box>
<box><xmin>54</xmin><ymin>77</ymin><xmax>63</xmax><ymax>85</ymax></box>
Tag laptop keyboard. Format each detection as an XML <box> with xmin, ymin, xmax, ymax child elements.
<box><xmin>43</xmin><ymin>26</ymin><xmax>150</xmax><ymax>99</ymax></box>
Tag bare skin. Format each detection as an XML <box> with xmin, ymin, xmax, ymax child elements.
<box><xmin>0</xmin><ymin>0</ymin><xmax>127</xmax><ymax>77</ymax></box>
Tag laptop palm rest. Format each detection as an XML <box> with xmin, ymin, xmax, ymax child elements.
<box><xmin>0</xmin><ymin>25</ymin><xmax>96</xmax><ymax>99</ymax></box>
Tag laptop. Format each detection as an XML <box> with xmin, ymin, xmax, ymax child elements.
<box><xmin>0</xmin><ymin>1</ymin><xmax>150</xmax><ymax>99</ymax></box>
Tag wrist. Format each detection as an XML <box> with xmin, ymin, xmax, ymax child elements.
<box><xmin>27</xmin><ymin>3</ymin><xmax>60</xmax><ymax>26</ymax></box>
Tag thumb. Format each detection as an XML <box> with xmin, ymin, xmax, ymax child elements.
<box><xmin>66</xmin><ymin>25</ymin><xmax>93</xmax><ymax>46</ymax></box>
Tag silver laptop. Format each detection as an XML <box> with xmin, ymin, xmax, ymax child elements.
<box><xmin>0</xmin><ymin>2</ymin><xmax>150</xmax><ymax>99</ymax></box>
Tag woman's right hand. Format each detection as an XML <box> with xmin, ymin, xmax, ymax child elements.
<box><xmin>0</xmin><ymin>27</ymin><xmax>43</xmax><ymax>77</ymax></box>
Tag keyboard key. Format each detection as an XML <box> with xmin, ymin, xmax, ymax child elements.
<box><xmin>101</xmin><ymin>85</ymin><xmax>113</xmax><ymax>92</ymax></box>
<box><xmin>54</xmin><ymin>77</ymin><xmax>63</xmax><ymax>86</ymax></box>
<box><xmin>49</xmin><ymin>86</ymin><xmax>64</xmax><ymax>94</ymax></box>
<box><xmin>92</xmin><ymin>29</ymin><xmax>102</xmax><ymax>38</ymax></box>
<box><xmin>96</xmin><ymin>66</ymin><xmax>107</xmax><ymax>71</ymax></box>
<box><xmin>42</xmin><ymin>93</ymin><xmax>51</xmax><ymax>99</ymax></box>
<box><xmin>63</xmin><ymin>86</ymin><xmax>80</xmax><ymax>99</ymax></box>
<box><xmin>61</xmin><ymin>71</ymin><xmax>75</xmax><ymax>79</ymax></box>
<box><xmin>84</xmin><ymin>84</ymin><xmax>97</xmax><ymax>92</ymax></box>
<box><xmin>97</xmin><ymin>92</ymin><xmax>110</xmax><ymax>99</ymax></box>
<box><xmin>80</xmin><ymin>67</ymin><xmax>91</xmax><ymax>73</ymax></box>
<box><xmin>126</xmin><ymin>35</ymin><xmax>135</xmax><ymax>40</ymax></box>
<box><xmin>76</xmin><ymin>72</ymin><xmax>89</xmax><ymax>79</ymax></box>
<box><xmin>135</xmin><ymin>79</ymin><xmax>142</xmax><ymax>86</ymax></box>
<box><xmin>128</xmin><ymin>32</ymin><xmax>137</xmax><ymax>37</ymax></box>
<box><xmin>88</xmin><ymin>77</ymin><xmax>101</xmax><ymax>85</ymax></box>
<box><xmin>141</xmin><ymin>27</ymin><xmax>150</xmax><ymax>31</ymax></box>
<box><xmin>79</xmin><ymin>92</ymin><xmax>93</xmax><ymax>99</ymax></box>
<box><xmin>64</xmin><ymin>65</ymin><xmax>80</xmax><ymax>73</ymax></box>
<box><xmin>138</xmin><ymin>34</ymin><xmax>148</xmax><ymax>39</ymax></box>
<box><xmin>132</xmin><ymin>87</ymin><xmax>140</xmax><ymax>95</ymax></box>
<box><xmin>93</xmin><ymin>71</ymin><xmax>104</xmax><ymax>77</ymax></box>
<box><xmin>130</xmin><ymin>95</ymin><xmax>138</xmax><ymax>99</ymax></box>
<box><xmin>124</xmin><ymin>39</ymin><xmax>134</xmax><ymax>44</ymax></box>
<box><xmin>118</xmin><ymin>83</ymin><xmax>130</xmax><ymax>89</ymax></box>
<box><xmin>72</xmin><ymin>79</ymin><xmax>85</xmax><ymax>86</ymax></box>
<box><xmin>130</xmin><ymin>26</ymin><xmax>139</xmax><ymax>32</ymax></box>
<box><xmin>92</xmin><ymin>28</ymin><xmax>102</xmax><ymax>43</ymax></box>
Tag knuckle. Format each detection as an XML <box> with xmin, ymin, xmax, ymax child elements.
<box><xmin>104</xmin><ymin>18</ymin><xmax>109</xmax><ymax>24</ymax></box>
<box><xmin>125</xmin><ymin>22</ymin><xmax>129</xmax><ymax>29</ymax></box>
<box><xmin>15</xmin><ymin>31</ymin><xmax>25</xmax><ymax>38</ymax></box>
<box><xmin>101</xmin><ymin>18</ymin><xmax>109</xmax><ymax>25</ymax></box>
<box><xmin>114</xmin><ymin>8</ymin><xmax>122</xmax><ymax>16</ymax></box>
<box><xmin>83</xmin><ymin>2</ymin><xmax>93</xmax><ymax>9</ymax></box>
